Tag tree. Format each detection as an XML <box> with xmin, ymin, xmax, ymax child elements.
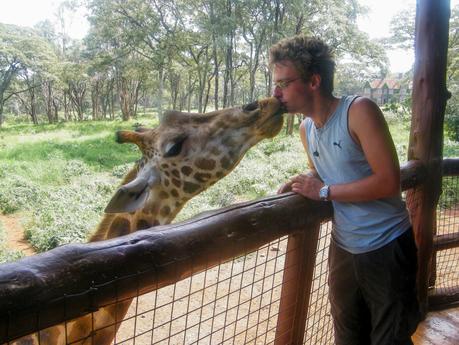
<box><xmin>0</xmin><ymin>24</ymin><xmax>57</xmax><ymax>125</ymax></box>
<box><xmin>388</xmin><ymin>4</ymin><xmax>459</xmax><ymax>141</ymax></box>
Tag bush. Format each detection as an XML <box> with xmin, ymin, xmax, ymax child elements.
<box><xmin>25</xmin><ymin>175</ymin><xmax>117</xmax><ymax>251</ymax></box>
<box><xmin>439</xmin><ymin>176</ymin><xmax>459</xmax><ymax>210</ymax></box>
<box><xmin>0</xmin><ymin>174</ymin><xmax>45</xmax><ymax>214</ymax></box>
<box><xmin>62</xmin><ymin>160</ymin><xmax>92</xmax><ymax>181</ymax></box>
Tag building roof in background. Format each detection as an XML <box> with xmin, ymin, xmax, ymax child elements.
<box><xmin>369</xmin><ymin>79</ymin><xmax>402</xmax><ymax>89</ymax></box>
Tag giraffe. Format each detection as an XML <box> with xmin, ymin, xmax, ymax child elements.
<box><xmin>14</xmin><ymin>96</ymin><xmax>284</xmax><ymax>345</ymax></box>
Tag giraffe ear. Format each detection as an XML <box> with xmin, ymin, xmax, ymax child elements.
<box><xmin>104</xmin><ymin>169</ymin><xmax>160</xmax><ymax>214</ymax></box>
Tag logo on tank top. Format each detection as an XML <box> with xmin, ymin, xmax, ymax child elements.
<box><xmin>333</xmin><ymin>140</ymin><xmax>342</xmax><ymax>149</ymax></box>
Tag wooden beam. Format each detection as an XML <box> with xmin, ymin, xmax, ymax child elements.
<box><xmin>443</xmin><ymin>158</ymin><xmax>459</xmax><ymax>176</ymax></box>
<box><xmin>407</xmin><ymin>0</ymin><xmax>450</xmax><ymax>316</ymax></box>
<box><xmin>401</xmin><ymin>160</ymin><xmax>428</xmax><ymax>190</ymax></box>
<box><xmin>433</xmin><ymin>232</ymin><xmax>459</xmax><ymax>251</ymax></box>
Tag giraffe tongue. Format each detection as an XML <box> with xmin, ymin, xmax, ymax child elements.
<box><xmin>104</xmin><ymin>169</ymin><xmax>160</xmax><ymax>214</ymax></box>
<box><xmin>104</xmin><ymin>178</ymin><xmax>150</xmax><ymax>214</ymax></box>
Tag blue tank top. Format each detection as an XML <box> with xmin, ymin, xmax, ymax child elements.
<box><xmin>304</xmin><ymin>95</ymin><xmax>411</xmax><ymax>254</ymax></box>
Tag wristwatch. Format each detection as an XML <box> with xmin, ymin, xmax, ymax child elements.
<box><xmin>319</xmin><ymin>185</ymin><xmax>330</xmax><ymax>201</ymax></box>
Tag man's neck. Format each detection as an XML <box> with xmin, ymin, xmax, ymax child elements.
<box><xmin>309</xmin><ymin>95</ymin><xmax>339</xmax><ymax>128</ymax></box>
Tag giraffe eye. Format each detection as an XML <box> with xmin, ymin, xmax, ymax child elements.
<box><xmin>164</xmin><ymin>137</ymin><xmax>187</xmax><ymax>158</ymax></box>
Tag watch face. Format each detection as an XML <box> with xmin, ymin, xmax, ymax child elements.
<box><xmin>320</xmin><ymin>185</ymin><xmax>329</xmax><ymax>200</ymax></box>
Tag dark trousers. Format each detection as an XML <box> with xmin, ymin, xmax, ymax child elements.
<box><xmin>328</xmin><ymin>229</ymin><xmax>421</xmax><ymax>345</ymax></box>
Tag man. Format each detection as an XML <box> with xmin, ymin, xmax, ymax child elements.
<box><xmin>270</xmin><ymin>35</ymin><xmax>420</xmax><ymax>345</ymax></box>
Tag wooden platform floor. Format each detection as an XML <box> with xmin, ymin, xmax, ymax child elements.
<box><xmin>412</xmin><ymin>306</ymin><xmax>459</xmax><ymax>345</ymax></box>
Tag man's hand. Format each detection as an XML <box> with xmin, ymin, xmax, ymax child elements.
<box><xmin>277</xmin><ymin>180</ymin><xmax>294</xmax><ymax>194</ymax></box>
<box><xmin>290</xmin><ymin>173</ymin><xmax>324</xmax><ymax>201</ymax></box>
<box><xmin>277</xmin><ymin>171</ymin><xmax>323</xmax><ymax>199</ymax></box>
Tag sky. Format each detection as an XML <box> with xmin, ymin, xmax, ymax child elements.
<box><xmin>356</xmin><ymin>0</ymin><xmax>416</xmax><ymax>73</ymax></box>
<box><xmin>0</xmin><ymin>0</ymin><xmax>457</xmax><ymax>73</ymax></box>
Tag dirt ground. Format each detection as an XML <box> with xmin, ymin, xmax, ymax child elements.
<box><xmin>0</xmin><ymin>213</ymin><xmax>35</xmax><ymax>256</ymax></box>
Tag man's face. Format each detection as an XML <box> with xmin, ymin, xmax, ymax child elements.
<box><xmin>272</xmin><ymin>60</ymin><xmax>312</xmax><ymax>115</ymax></box>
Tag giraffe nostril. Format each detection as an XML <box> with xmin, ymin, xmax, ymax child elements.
<box><xmin>242</xmin><ymin>101</ymin><xmax>259</xmax><ymax>112</ymax></box>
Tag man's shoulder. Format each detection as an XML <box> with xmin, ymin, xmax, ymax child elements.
<box><xmin>348</xmin><ymin>96</ymin><xmax>383</xmax><ymax>123</ymax></box>
<box><xmin>349</xmin><ymin>96</ymin><xmax>378</xmax><ymax>112</ymax></box>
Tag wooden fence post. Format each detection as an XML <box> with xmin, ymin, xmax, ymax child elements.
<box><xmin>407</xmin><ymin>0</ymin><xmax>450</xmax><ymax>317</ymax></box>
<box><xmin>274</xmin><ymin>222</ymin><xmax>321</xmax><ymax>345</ymax></box>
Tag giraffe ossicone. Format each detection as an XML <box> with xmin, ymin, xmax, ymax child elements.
<box><xmin>15</xmin><ymin>96</ymin><xmax>285</xmax><ymax>345</ymax></box>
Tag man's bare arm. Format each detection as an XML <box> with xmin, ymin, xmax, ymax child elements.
<box><xmin>291</xmin><ymin>98</ymin><xmax>401</xmax><ymax>202</ymax></box>
<box><xmin>277</xmin><ymin>121</ymin><xmax>319</xmax><ymax>194</ymax></box>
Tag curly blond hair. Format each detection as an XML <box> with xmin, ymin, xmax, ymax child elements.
<box><xmin>269</xmin><ymin>36</ymin><xmax>335</xmax><ymax>95</ymax></box>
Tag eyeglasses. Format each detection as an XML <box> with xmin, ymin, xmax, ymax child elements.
<box><xmin>273</xmin><ymin>77</ymin><xmax>301</xmax><ymax>90</ymax></box>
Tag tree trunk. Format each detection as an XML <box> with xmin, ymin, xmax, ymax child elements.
<box><xmin>0</xmin><ymin>95</ymin><xmax>4</xmax><ymax>127</ymax></box>
<box><xmin>223</xmin><ymin>0</ymin><xmax>234</xmax><ymax>107</ymax></box>
<box><xmin>64</xmin><ymin>92</ymin><xmax>69</xmax><ymax>121</ymax></box>
<box><xmin>52</xmin><ymin>98</ymin><xmax>59</xmax><ymax>122</ymax></box>
<box><xmin>92</xmin><ymin>80</ymin><xmax>101</xmax><ymax>121</ymax></box>
<box><xmin>187</xmin><ymin>73</ymin><xmax>193</xmax><ymax>112</ymax></box>
<box><xmin>285</xmin><ymin>114</ymin><xmax>295</xmax><ymax>135</ymax></box>
<box><xmin>30</xmin><ymin>89</ymin><xmax>38</xmax><ymax>125</ymax></box>
<box><xmin>43</xmin><ymin>82</ymin><xmax>54</xmax><ymax>124</ymax></box>
<box><xmin>158</xmin><ymin>67</ymin><xmax>164</xmax><ymax>120</ymax></box>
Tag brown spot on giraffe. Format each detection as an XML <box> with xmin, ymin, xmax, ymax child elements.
<box><xmin>184</xmin><ymin>181</ymin><xmax>201</xmax><ymax>194</ymax></box>
<box><xmin>159</xmin><ymin>191</ymin><xmax>169</xmax><ymax>199</ymax></box>
<box><xmin>220</xmin><ymin>156</ymin><xmax>232</xmax><ymax>170</ymax></box>
<box><xmin>107</xmin><ymin>217</ymin><xmax>131</xmax><ymax>239</ymax></box>
<box><xmin>136</xmin><ymin>219</ymin><xmax>153</xmax><ymax>230</ymax></box>
<box><xmin>172</xmin><ymin>178</ymin><xmax>181</xmax><ymax>188</ymax></box>
<box><xmin>181</xmin><ymin>166</ymin><xmax>193</xmax><ymax>176</ymax></box>
<box><xmin>210</xmin><ymin>147</ymin><xmax>222</xmax><ymax>156</ymax></box>
<box><xmin>195</xmin><ymin>158</ymin><xmax>216</xmax><ymax>170</ymax></box>
<box><xmin>172</xmin><ymin>169</ymin><xmax>180</xmax><ymax>178</ymax></box>
<box><xmin>194</xmin><ymin>172</ymin><xmax>212</xmax><ymax>183</ymax></box>
<box><xmin>160</xmin><ymin>206</ymin><xmax>171</xmax><ymax>217</ymax></box>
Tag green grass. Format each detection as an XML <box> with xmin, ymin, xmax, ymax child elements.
<box><xmin>0</xmin><ymin>112</ymin><xmax>457</xmax><ymax>255</ymax></box>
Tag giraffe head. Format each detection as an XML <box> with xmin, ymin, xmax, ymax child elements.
<box><xmin>104</xmin><ymin>97</ymin><xmax>284</xmax><ymax>221</ymax></box>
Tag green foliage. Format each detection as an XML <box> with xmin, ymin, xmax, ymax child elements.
<box><xmin>0</xmin><ymin>121</ymin><xmax>144</xmax><ymax>251</ymax></box>
<box><xmin>0</xmin><ymin>172</ymin><xmax>45</xmax><ymax>214</ymax></box>
<box><xmin>438</xmin><ymin>176</ymin><xmax>459</xmax><ymax>210</ymax></box>
<box><xmin>445</xmin><ymin>98</ymin><xmax>459</xmax><ymax>142</ymax></box>
<box><xmin>24</xmin><ymin>174</ymin><xmax>117</xmax><ymax>251</ymax></box>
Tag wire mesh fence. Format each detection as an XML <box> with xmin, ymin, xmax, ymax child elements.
<box><xmin>105</xmin><ymin>236</ymin><xmax>289</xmax><ymax>345</ymax></box>
<box><xmin>433</xmin><ymin>175</ymin><xmax>459</xmax><ymax>293</ymax></box>
<box><xmin>303</xmin><ymin>221</ymin><xmax>334</xmax><ymax>345</ymax></box>
<box><xmin>6</xmin><ymin>225</ymin><xmax>337</xmax><ymax>345</ymax></box>
<box><xmin>7</xmin><ymin>236</ymin><xmax>291</xmax><ymax>345</ymax></box>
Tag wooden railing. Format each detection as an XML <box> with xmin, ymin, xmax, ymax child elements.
<box><xmin>1</xmin><ymin>159</ymin><xmax>457</xmax><ymax>344</ymax></box>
